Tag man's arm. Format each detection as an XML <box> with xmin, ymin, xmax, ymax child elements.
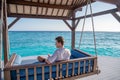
<box><xmin>47</xmin><ymin>50</ymin><xmax>58</xmax><ymax>63</ymax></box>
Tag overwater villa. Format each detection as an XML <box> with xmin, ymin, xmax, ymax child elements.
<box><xmin>0</xmin><ymin>0</ymin><xmax>120</xmax><ymax>80</ymax></box>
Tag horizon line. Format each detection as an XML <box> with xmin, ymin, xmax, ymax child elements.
<box><xmin>8</xmin><ymin>30</ymin><xmax>120</xmax><ymax>32</ymax></box>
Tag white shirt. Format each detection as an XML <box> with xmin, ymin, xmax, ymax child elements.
<box><xmin>47</xmin><ymin>48</ymin><xmax>71</xmax><ymax>63</ymax></box>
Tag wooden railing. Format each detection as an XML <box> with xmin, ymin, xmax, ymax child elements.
<box><xmin>4</xmin><ymin>55</ymin><xmax>98</xmax><ymax>80</ymax></box>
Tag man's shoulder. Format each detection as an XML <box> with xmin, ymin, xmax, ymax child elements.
<box><xmin>65</xmin><ymin>48</ymin><xmax>70</xmax><ymax>52</ymax></box>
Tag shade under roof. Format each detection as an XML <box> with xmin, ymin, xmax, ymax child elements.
<box><xmin>7</xmin><ymin>0</ymin><xmax>94</xmax><ymax>20</ymax></box>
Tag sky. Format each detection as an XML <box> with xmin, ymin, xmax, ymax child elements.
<box><xmin>8</xmin><ymin>2</ymin><xmax>120</xmax><ymax>32</ymax></box>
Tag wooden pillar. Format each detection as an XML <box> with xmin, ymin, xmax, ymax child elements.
<box><xmin>0</xmin><ymin>0</ymin><xmax>3</xmax><ymax>80</ymax></box>
<box><xmin>3</xmin><ymin>0</ymin><xmax>9</xmax><ymax>65</ymax></box>
<box><xmin>3</xmin><ymin>0</ymin><xmax>11</xmax><ymax>78</ymax></box>
<box><xmin>71</xmin><ymin>12</ymin><xmax>76</xmax><ymax>49</ymax></box>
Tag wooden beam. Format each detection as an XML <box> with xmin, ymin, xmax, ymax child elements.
<box><xmin>63</xmin><ymin>20</ymin><xmax>72</xmax><ymax>30</ymax></box>
<box><xmin>75</xmin><ymin>8</ymin><xmax>118</xmax><ymax>20</ymax></box>
<box><xmin>75</xmin><ymin>19</ymin><xmax>80</xmax><ymax>29</ymax></box>
<box><xmin>94</xmin><ymin>0</ymin><xmax>120</xmax><ymax>5</ymax></box>
<box><xmin>7</xmin><ymin>0</ymin><xmax>73</xmax><ymax>10</ymax></box>
<box><xmin>8</xmin><ymin>17</ymin><xmax>20</xmax><ymax>29</ymax></box>
<box><xmin>111</xmin><ymin>12</ymin><xmax>120</xmax><ymax>23</ymax></box>
<box><xmin>74</xmin><ymin>7</ymin><xmax>82</xmax><ymax>12</ymax></box>
<box><xmin>8</xmin><ymin>13</ymin><xmax>71</xmax><ymax>20</ymax></box>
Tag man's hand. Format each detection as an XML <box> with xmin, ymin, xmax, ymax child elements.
<box><xmin>45</xmin><ymin>59</ymin><xmax>51</xmax><ymax>64</ymax></box>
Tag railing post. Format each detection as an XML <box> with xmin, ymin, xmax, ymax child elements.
<box><xmin>60</xmin><ymin>64</ymin><xmax>62</xmax><ymax>79</ymax></box>
<box><xmin>66</xmin><ymin>63</ymin><xmax>68</xmax><ymax>78</ymax></box>
<box><xmin>55</xmin><ymin>64</ymin><xmax>59</xmax><ymax>79</ymax></box>
<box><xmin>17</xmin><ymin>69</ymin><xmax>20</xmax><ymax>80</ymax></box>
<box><xmin>42</xmin><ymin>66</ymin><xmax>44</xmax><ymax>80</ymax></box>
<box><xmin>93</xmin><ymin>58</ymin><xmax>97</xmax><ymax>72</ymax></box>
<box><xmin>4</xmin><ymin>70</ymin><xmax>11</xmax><ymax>80</ymax></box>
<box><xmin>34</xmin><ymin>67</ymin><xmax>37</xmax><ymax>80</ymax></box>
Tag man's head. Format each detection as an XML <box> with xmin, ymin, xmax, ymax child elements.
<box><xmin>55</xmin><ymin>36</ymin><xmax>64</xmax><ymax>48</ymax></box>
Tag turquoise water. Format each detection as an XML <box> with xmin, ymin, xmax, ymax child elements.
<box><xmin>8</xmin><ymin>31</ymin><xmax>120</xmax><ymax>57</ymax></box>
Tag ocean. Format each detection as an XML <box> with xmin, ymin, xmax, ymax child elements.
<box><xmin>8</xmin><ymin>31</ymin><xmax>120</xmax><ymax>57</ymax></box>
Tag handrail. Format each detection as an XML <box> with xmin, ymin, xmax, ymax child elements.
<box><xmin>4</xmin><ymin>56</ymin><xmax>97</xmax><ymax>70</ymax></box>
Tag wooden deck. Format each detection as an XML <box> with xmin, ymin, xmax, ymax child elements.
<box><xmin>76</xmin><ymin>56</ymin><xmax>120</xmax><ymax>80</ymax></box>
<box><xmin>1</xmin><ymin>56</ymin><xmax>120</xmax><ymax>80</ymax></box>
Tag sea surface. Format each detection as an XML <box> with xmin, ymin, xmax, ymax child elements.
<box><xmin>8</xmin><ymin>31</ymin><xmax>120</xmax><ymax>57</ymax></box>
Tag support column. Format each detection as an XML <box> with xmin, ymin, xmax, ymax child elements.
<box><xmin>71</xmin><ymin>12</ymin><xmax>76</xmax><ymax>49</ymax></box>
<box><xmin>0</xmin><ymin>0</ymin><xmax>3</xmax><ymax>80</ymax></box>
<box><xmin>3</xmin><ymin>0</ymin><xmax>9</xmax><ymax>65</ymax></box>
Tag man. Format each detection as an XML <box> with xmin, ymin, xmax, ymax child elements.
<box><xmin>37</xmin><ymin>36</ymin><xmax>71</xmax><ymax>64</ymax></box>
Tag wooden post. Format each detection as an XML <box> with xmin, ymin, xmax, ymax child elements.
<box><xmin>71</xmin><ymin>12</ymin><xmax>76</xmax><ymax>49</ymax></box>
<box><xmin>34</xmin><ymin>67</ymin><xmax>37</xmax><ymax>80</ymax></box>
<box><xmin>0</xmin><ymin>0</ymin><xmax>3</xmax><ymax>80</ymax></box>
<box><xmin>3</xmin><ymin>0</ymin><xmax>10</xmax><ymax>80</ymax></box>
<box><xmin>25</xmin><ymin>68</ymin><xmax>28</xmax><ymax>80</ymax></box>
<box><xmin>17</xmin><ymin>69</ymin><xmax>20</xmax><ymax>80</ymax></box>
<box><xmin>93</xmin><ymin>58</ymin><xmax>97</xmax><ymax>72</ymax></box>
<box><xmin>4</xmin><ymin>70</ymin><xmax>11</xmax><ymax>80</ymax></box>
<box><xmin>56</xmin><ymin>64</ymin><xmax>59</xmax><ymax>79</ymax></box>
<box><xmin>3</xmin><ymin>0</ymin><xmax>9</xmax><ymax>65</ymax></box>
<box><xmin>42</xmin><ymin>66</ymin><xmax>44</xmax><ymax>80</ymax></box>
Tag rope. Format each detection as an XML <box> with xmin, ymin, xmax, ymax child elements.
<box><xmin>89</xmin><ymin>0</ymin><xmax>97</xmax><ymax>57</ymax></box>
<box><xmin>89</xmin><ymin>0</ymin><xmax>99</xmax><ymax>72</ymax></box>
<box><xmin>78</xmin><ymin>0</ymin><xmax>89</xmax><ymax>49</ymax></box>
<box><xmin>78</xmin><ymin>0</ymin><xmax>97</xmax><ymax>57</ymax></box>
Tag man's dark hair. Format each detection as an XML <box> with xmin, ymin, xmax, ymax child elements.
<box><xmin>55</xmin><ymin>36</ymin><xmax>64</xmax><ymax>45</ymax></box>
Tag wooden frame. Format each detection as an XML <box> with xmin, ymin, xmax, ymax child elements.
<box><xmin>4</xmin><ymin>53</ymin><xmax>99</xmax><ymax>80</ymax></box>
<box><xmin>75</xmin><ymin>8</ymin><xmax>118</xmax><ymax>20</ymax></box>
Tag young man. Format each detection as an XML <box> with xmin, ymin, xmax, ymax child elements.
<box><xmin>37</xmin><ymin>36</ymin><xmax>71</xmax><ymax>64</ymax></box>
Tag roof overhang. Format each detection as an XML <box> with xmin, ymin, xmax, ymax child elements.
<box><xmin>7</xmin><ymin>0</ymin><xmax>95</xmax><ymax>20</ymax></box>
